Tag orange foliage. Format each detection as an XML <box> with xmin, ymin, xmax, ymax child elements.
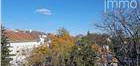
<box><xmin>27</xmin><ymin>33</ymin><xmax>76</xmax><ymax>65</ymax></box>
<box><xmin>47</xmin><ymin>34</ymin><xmax>75</xmax><ymax>54</ymax></box>
<box><xmin>92</xmin><ymin>44</ymin><xmax>102</xmax><ymax>54</ymax></box>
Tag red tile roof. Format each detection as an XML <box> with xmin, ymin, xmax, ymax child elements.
<box><xmin>5</xmin><ymin>29</ymin><xmax>45</xmax><ymax>42</ymax></box>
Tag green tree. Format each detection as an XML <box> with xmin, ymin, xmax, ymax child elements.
<box><xmin>65</xmin><ymin>38</ymin><xmax>97</xmax><ymax>66</ymax></box>
<box><xmin>1</xmin><ymin>26</ymin><xmax>13</xmax><ymax>66</ymax></box>
<box><xmin>57</xmin><ymin>27</ymin><xmax>69</xmax><ymax>36</ymax></box>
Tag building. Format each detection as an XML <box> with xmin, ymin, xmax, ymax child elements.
<box><xmin>5</xmin><ymin>29</ymin><xmax>47</xmax><ymax>66</ymax></box>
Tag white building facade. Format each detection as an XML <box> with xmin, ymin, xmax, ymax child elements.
<box><xmin>9</xmin><ymin>35</ymin><xmax>47</xmax><ymax>66</ymax></box>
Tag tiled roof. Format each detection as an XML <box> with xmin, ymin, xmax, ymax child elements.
<box><xmin>5</xmin><ymin>29</ymin><xmax>45</xmax><ymax>43</ymax></box>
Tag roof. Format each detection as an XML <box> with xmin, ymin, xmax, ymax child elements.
<box><xmin>5</xmin><ymin>29</ymin><xmax>46</xmax><ymax>43</ymax></box>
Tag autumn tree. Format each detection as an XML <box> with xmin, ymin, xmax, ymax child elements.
<box><xmin>26</xmin><ymin>28</ymin><xmax>75</xmax><ymax>66</ymax></box>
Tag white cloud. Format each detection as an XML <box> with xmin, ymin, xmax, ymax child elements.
<box><xmin>36</xmin><ymin>8</ymin><xmax>52</xmax><ymax>16</ymax></box>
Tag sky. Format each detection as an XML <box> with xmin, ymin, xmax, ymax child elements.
<box><xmin>2</xmin><ymin>0</ymin><xmax>104</xmax><ymax>35</ymax></box>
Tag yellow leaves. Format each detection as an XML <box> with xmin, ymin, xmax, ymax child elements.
<box><xmin>27</xmin><ymin>33</ymin><xmax>76</xmax><ymax>65</ymax></box>
<box><xmin>49</xmin><ymin>33</ymin><xmax>75</xmax><ymax>51</ymax></box>
<box><xmin>33</xmin><ymin>45</ymin><xmax>49</xmax><ymax>54</ymax></box>
<box><xmin>92</xmin><ymin>44</ymin><xmax>102</xmax><ymax>54</ymax></box>
<box><xmin>26</xmin><ymin>44</ymin><xmax>52</xmax><ymax>65</ymax></box>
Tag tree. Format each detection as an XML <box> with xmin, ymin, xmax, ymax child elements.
<box><xmin>96</xmin><ymin>8</ymin><xmax>140</xmax><ymax>66</ymax></box>
<box><xmin>57</xmin><ymin>27</ymin><xmax>69</xmax><ymax>36</ymax></box>
<box><xmin>1</xmin><ymin>26</ymin><xmax>13</xmax><ymax>66</ymax></box>
<box><xmin>65</xmin><ymin>37</ymin><xmax>97</xmax><ymax>66</ymax></box>
<box><xmin>85</xmin><ymin>32</ymin><xmax>109</xmax><ymax>46</ymax></box>
<box><xmin>26</xmin><ymin>28</ymin><xmax>76</xmax><ymax>66</ymax></box>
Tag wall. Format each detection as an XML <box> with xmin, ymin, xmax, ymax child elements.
<box><xmin>9</xmin><ymin>42</ymin><xmax>41</xmax><ymax>66</ymax></box>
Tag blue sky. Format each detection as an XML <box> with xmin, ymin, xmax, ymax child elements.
<box><xmin>2</xmin><ymin>0</ymin><xmax>104</xmax><ymax>35</ymax></box>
